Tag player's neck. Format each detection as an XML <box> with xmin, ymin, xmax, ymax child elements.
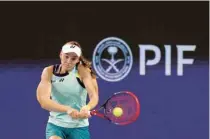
<box><xmin>60</xmin><ymin>65</ymin><xmax>74</xmax><ymax>74</ymax></box>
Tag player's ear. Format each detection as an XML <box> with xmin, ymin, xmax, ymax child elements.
<box><xmin>76</xmin><ymin>57</ymin><xmax>80</xmax><ymax>63</ymax></box>
<box><xmin>59</xmin><ymin>51</ymin><xmax>62</xmax><ymax>59</ymax></box>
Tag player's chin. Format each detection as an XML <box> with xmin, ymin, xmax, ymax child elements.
<box><xmin>63</xmin><ymin>65</ymin><xmax>73</xmax><ymax>70</ymax></box>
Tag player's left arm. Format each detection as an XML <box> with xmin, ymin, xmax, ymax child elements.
<box><xmin>78</xmin><ymin>64</ymin><xmax>99</xmax><ymax>111</ymax></box>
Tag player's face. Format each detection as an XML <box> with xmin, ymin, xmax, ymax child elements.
<box><xmin>60</xmin><ymin>52</ymin><xmax>80</xmax><ymax>70</ymax></box>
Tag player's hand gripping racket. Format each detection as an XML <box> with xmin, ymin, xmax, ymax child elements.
<box><xmin>89</xmin><ymin>91</ymin><xmax>140</xmax><ymax>125</ymax></box>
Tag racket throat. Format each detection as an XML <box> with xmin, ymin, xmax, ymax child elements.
<box><xmin>91</xmin><ymin>110</ymin><xmax>110</xmax><ymax>120</ymax></box>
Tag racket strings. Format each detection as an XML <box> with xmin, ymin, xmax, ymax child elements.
<box><xmin>104</xmin><ymin>93</ymin><xmax>139</xmax><ymax>124</ymax></box>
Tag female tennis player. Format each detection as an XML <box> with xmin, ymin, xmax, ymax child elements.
<box><xmin>36</xmin><ymin>41</ymin><xmax>99</xmax><ymax>139</ymax></box>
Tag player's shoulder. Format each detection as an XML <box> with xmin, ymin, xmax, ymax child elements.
<box><xmin>77</xmin><ymin>63</ymin><xmax>91</xmax><ymax>73</ymax></box>
<box><xmin>40</xmin><ymin>65</ymin><xmax>54</xmax><ymax>81</ymax></box>
<box><xmin>42</xmin><ymin>65</ymin><xmax>54</xmax><ymax>75</ymax></box>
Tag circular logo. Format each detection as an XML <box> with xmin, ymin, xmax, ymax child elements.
<box><xmin>92</xmin><ymin>37</ymin><xmax>133</xmax><ymax>82</ymax></box>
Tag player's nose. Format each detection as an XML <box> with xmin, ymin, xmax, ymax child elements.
<box><xmin>66</xmin><ymin>58</ymin><xmax>72</xmax><ymax>64</ymax></box>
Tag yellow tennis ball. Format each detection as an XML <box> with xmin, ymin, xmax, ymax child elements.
<box><xmin>112</xmin><ymin>107</ymin><xmax>123</xmax><ymax>117</ymax></box>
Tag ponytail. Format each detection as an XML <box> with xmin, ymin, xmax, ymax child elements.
<box><xmin>80</xmin><ymin>56</ymin><xmax>97</xmax><ymax>79</ymax></box>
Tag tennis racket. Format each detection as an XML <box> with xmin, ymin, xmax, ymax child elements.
<box><xmin>89</xmin><ymin>91</ymin><xmax>140</xmax><ymax>125</ymax></box>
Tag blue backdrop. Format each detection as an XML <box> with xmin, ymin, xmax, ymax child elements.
<box><xmin>0</xmin><ymin>60</ymin><xmax>208</xmax><ymax>139</ymax></box>
<box><xmin>0</xmin><ymin>1</ymin><xmax>208</xmax><ymax>139</ymax></box>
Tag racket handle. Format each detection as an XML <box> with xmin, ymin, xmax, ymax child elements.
<box><xmin>88</xmin><ymin>110</ymin><xmax>94</xmax><ymax>116</ymax></box>
<box><xmin>89</xmin><ymin>110</ymin><xmax>106</xmax><ymax>119</ymax></box>
<box><xmin>88</xmin><ymin>110</ymin><xmax>97</xmax><ymax>116</ymax></box>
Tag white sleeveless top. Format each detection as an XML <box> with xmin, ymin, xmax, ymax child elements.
<box><xmin>48</xmin><ymin>64</ymin><xmax>89</xmax><ymax>128</ymax></box>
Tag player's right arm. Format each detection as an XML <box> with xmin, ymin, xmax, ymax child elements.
<box><xmin>36</xmin><ymin>66</ymin><xmax>78</xmax><ymax>117</ymax></box>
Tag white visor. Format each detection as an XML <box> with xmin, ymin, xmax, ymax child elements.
<box><xmin>62</xmin><ymin>43</ymin><xmax>82</xmax><ymax>57</ymax></box>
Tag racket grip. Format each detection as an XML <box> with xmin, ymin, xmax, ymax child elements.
<box><xmin>88</xmin><ymin>110</ymin><xmax>106</xmax><ymax>119</ymax></box>
<box><xmin>88</xmin><ymin>110</ymin><xmax>95</xmax><ymax>115</ymax></box>
<box><xmin>88</xmin><ymin>110</ymin><xmax>96</xmax><ymax>116</ymax></box>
